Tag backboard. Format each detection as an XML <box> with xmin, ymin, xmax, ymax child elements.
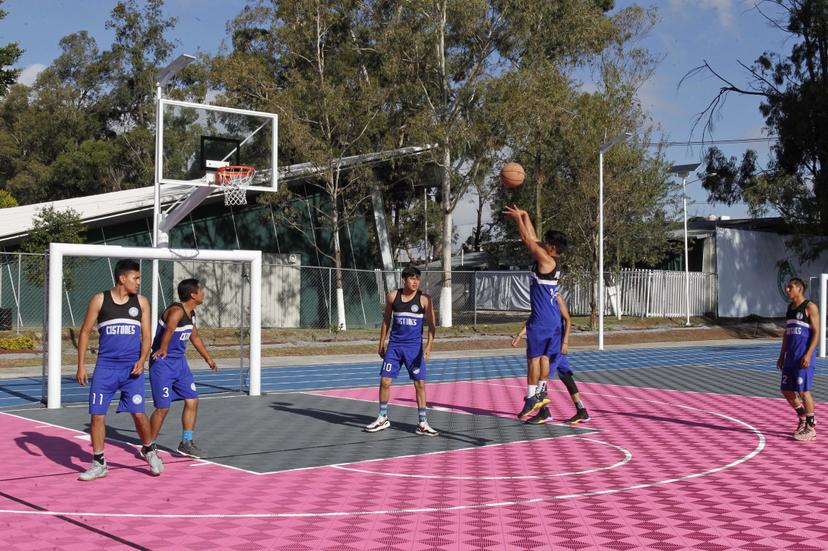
<box><xmin>159</xmin><ymin>98</ymin><xmax>278</xmax><ymax>191</ymax></box>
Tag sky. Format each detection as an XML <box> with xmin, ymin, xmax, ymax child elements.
<box><xmin>1</xmin><ymin>0</ymin><xmax>794</xmax><ymax>244</ymax></box>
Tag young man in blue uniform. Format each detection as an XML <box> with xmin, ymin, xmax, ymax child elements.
<box><xmin>503</xmin><ymin>205</ymin><xmax>567</xmax><ymax>420</ymax></box>
<box><xmin>148</xmin><ymin>278</ymin><xmax>218</xmax><ymax>458</ymax></box>
<box><xmin>76</xmin><ymin>259</ymin><xmax>163</xmax><ymax>480</ymax></box>
<box><xmin>512</xmin><ymin>294</ymin><xmax>590</xmax><ymax>424</ymax></box>
<box><xmin>777</xmin><ymin>277</ymin><xmax>819</xmax><ymax>441</ymax></box>
<box><xmin>365</xmin><ymin>265</ymin><xmax>439</xmax><ymax>436</ymax></box>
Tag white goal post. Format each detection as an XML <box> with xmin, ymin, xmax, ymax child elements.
<box><xmin>821</xmin><ymin>273</ymin><xmax>827</xmax><ymax>359</ymax></box>
<box><xmin>47</xmin><ymin>243</ymin><xmax>262</xmax><ymax>409</ymax></box>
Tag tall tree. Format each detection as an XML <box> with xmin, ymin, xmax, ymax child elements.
<box><xmin>373</xmin><ymin>0</ymin><xmax>621</xmax><ymax>326</ymax></box>
<box><xmin>213</xmin><ymin>1</ymin><xmax>385</xmax><ymax>330</ymax></box>
<box><xmin>687</xmin><ymin>0</ymin><xmax>828</xmax><ymax>257</ymax></box>
<box><xmin>0</xmin><ymin>0</ymin><xmax>22</xmax><ymax>97</ymax></box>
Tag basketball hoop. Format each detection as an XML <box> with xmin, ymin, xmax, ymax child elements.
<box><xmin>215</xmin><ymin>165</ymin><xmax>255</xmax><ymax>206</ymax></box>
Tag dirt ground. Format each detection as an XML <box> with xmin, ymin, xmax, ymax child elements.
<box><xmin>0</xmin><ymin>317</ymin><xmax>784</xmax><ymax>370</ymax></box>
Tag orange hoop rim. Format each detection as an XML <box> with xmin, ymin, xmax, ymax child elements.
<box><xmin>215</xmin><ymin>165</ymin><xmax>255</xmax><ymax>185</ymax></box>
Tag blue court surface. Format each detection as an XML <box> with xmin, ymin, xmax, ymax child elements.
<box><xmin>0</xmin><ymin>340</ymin><xmax>791</xmax><ymax>409</ymax></box>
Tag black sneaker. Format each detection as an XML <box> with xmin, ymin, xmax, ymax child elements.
<box><xmin>526</xmin><ymin>407</ymin><xmax>551</xmax><ymax>425</ymax></box>
<box><xmin>565</xmin><ymin>409</ymin><xmax>591</xmax><ymax>424</ymax></box>
<box><xmin>177</xmin><ymin>440</ymin><xmax>206</xmax><ymax>458</ymax></box>
<box><xmin>517</xmin><ymin>396</ymin><xmax>540</xmax><ymax>418</ymax></box>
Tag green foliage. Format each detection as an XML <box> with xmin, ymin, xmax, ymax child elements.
<box><xmin>0</xmin><ymin>1</ymin><xmax>22</xmax><ymax>97</ymax></box>
<box><xmin>21</xmin><ymin>206</ymin><xmax>85</xmax><ymax>288</ymax></box>
<box><xmin>0</xmin><ymin>188</ymin><xmax>16</xmax><ymax>207</ymax></box>
<box><xmin>0</xmin><ymin>335</ymin><xmax>35</xmax><ymax>350</ymax></box>
<box><xmin>694</xmin><ymin>0</ymin><xmax>828</xmax><ymax>257</ymax></box>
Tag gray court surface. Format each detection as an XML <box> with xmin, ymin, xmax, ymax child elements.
<box><xmin>13</xmin><ymin>393</ymin><xmax>596</xmax><ymax>473</ymax></box>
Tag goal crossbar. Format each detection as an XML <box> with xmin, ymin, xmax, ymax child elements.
<box><xmin>47</xmin><ymin>242</ymin><xmax>262</xmax><ymax>409</ymax></box>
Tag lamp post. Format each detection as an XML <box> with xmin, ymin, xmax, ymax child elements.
<box><xmin>152</xmin><ymin>54</ymin><xmax>196</xmax><ymax>331</ymax></box>
<box><xmin>668</xmin><ymin>163</ymin><xmax>701</xmax><ymax>327</ymax></box>
<box><xmin>598</xmin><ymin>132</ymin><xmax>633</xmax><ymax>351</ymax></box>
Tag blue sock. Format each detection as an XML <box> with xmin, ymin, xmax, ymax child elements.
<box><xmin>379</xmin><ymin>402</ymin><xmax>388</xmax><ymax>418</ymax></box>
<box><xmin>418</xmin><ymin>408</ymin><xmax>427</xmax><ymax>423</ymax></box>
<box><xmin>183</xmin><ymin>430</ymin><xmax>193</xmax><ymax>443</ymax></box>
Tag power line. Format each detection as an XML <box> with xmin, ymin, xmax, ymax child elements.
<box><xmin>654</xmin><ymin>137</ymin><xmax>776</xmax><ymax>147</ymax></box>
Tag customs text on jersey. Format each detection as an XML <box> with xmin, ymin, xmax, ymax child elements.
<box><xmin>96</xmin><ymin>291</ymin><xmax>142</xmax><ymax>360</ymax></box>
<box><xmin>151</xmin><ymin>303</ymin><xmax>194</xmax><ymax>358</ymax></box>
<box><xmin>389</xmin><ymin>290</ymin><xmax>424</xmax><ymax>345</ymax></box>
<box><xmin>527</xmin><ymin>261</ymin><xmax>561</xmax><ymax>328</ymax></box>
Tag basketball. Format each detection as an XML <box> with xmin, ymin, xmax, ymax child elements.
<box><xmin>501</xmin><ymin>162</ymin><xmax>525</xmax><ymax>189</ymax></box>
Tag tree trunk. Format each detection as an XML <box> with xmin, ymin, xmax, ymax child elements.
<box><xmin>440</xmin><ymin>143</ymin><xmax>453</xmax><ymax>327</ymax></box>
<box><xmin>590</xmin><ymin>231</ymin><xmax>598</xmax><ymax>330</ymax></box>
<box><xmin>331</xmin><ymin>186</ymin><xmax>347</xmax><ymax>331</ymax></box>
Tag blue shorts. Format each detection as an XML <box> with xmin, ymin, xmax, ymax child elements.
<box><xmin>526</xmin><ymin>324</ymin><xmax>561</xmax><ymax>361</ymax></box>
<box><xmin>380</xmin><ymin>343</ymin><xmax>426</xmax><ymax>381</ymax></box>
<box><xmin>88</xmin><ymin>360</ymin><xmax>145</xmax><ymax>415</ymax></box>
<box><xmin>781</xmin><ymin>364</ymin><xmax>814</xmax><ymax>392</ymax></box>
<box><xmin>554</xmin><ymin>354</ymin><xmax>573</xmax><ymax>377</ymax></box>
<box><xmin>149</xmin><ymin>356</ymin><xmax>198</xmax><ymax>408</ymax></box>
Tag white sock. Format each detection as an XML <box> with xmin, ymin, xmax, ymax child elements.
<box><xmin>527</xmin><ymin>385</ymin><xmax>537</xmax><ymax>398</ymax></box>
<box><xmin>538</xmin><ymin>380</ymin><xmax>548</xmax><ymax>394</ymax></box>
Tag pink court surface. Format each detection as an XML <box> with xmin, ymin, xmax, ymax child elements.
<box><xmin>1</xmin><ymin>374</ymin><xmax>827</xmax><ymax>550</ymax></box>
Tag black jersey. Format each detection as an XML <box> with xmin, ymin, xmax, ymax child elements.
<box><xmin>389</xmin><ymin>290</ymin><xmax>424</xmax><ymax>346</ymax></box>
<box><xmin>96</xmin><ymin>291</ymin><xmax>142</xmax><ymax>361</ymax></box>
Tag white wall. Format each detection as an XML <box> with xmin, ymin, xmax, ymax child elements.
<box><xmin>716</xmin><ymin>228</ymin><xmax>828</xmax><ymax>317</ymax></box>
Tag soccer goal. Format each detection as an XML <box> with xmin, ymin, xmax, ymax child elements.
<box><xmin>46</xmin><ymin>242</ymin><xmax>262</xmax><ymax>409</ymax></box>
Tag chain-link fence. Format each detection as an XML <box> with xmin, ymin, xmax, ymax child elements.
<box><xmin>1</xmin><ymin>252</ymin><xmax>723</xmax><ymax>335</ymax></box>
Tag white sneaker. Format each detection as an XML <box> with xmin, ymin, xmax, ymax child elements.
<box><xmin>365</xmin><ymin>416</ymin><xmax>390</xmax><ymax>433</ymax></box>
<box><xmin>416</xmin><ymin>421</ymin><xmax>439</xmax><ymax>437</ymax></box>
<box><xmin>139</xmin><ymin>446</ymin><xmax>164</xmax><ymax>475</ymax></box>
<box><xmin>78</xmin><ymin>460</ymin><xmax>107</xmax><ymax>481</ymax></box>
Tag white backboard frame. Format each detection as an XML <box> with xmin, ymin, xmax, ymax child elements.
<box><xmin>157</xmin><ymin>98</ymin><xmax>279</xmax><ymax>191</ymax></box>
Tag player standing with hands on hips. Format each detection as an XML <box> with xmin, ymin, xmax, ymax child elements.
<box><xmin>777</xmin><ymin>277</ymin><xmax>819</xmax><ymax>441</ymax></box>
<box><xmin>365</xmin><ymin>265</ymin><xmax>439</xmax><ymax>436</ymax></box>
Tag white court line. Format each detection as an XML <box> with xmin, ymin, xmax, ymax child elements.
<box><xmin>0</xmin><ymin>388</ymin><xmax>766</xmax><ymax>519</ymax></box>
<box><xmin>466</xmin><ymin>374</ymin><xmax>801</xmax><ymax>403</ymax></box>
<box><xmin>332</xmin><ymin>437</ymin><xmax>632</xmax><ymax>480</ymax></box>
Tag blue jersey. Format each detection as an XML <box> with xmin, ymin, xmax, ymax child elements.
<box><xmin>784</xmin><ymin>300</ymin><xmax>816</xmax><ymax>368</ymax></box>
<box><xmin>388</xmin><ymin>290</ymin><xmax>424</xmax><ymax>346</ymax></box>
<box><xmin>151</xmin><ymin>304</ymin><xmax>194</xmax><ymax>358</ymax></box>
<box><xmin>96</xmin><ymin>291</ymin><xmax>142</xmax><ymax>361</ymax></box>
<box><xmin>527</xmin><ymin>262</ymin><xmax>561</xmax><ymax>330</ymax></box>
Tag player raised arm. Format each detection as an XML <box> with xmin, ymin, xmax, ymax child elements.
<box><xmin>802</xmin><ymin>301</ymin><xmax>820</xmax><ymax>369</ymax></box>
<box><xmin>190</xmin><ymin>326</ymin><xmax>218</xmax><ymax>371</ymax></box>
<box><xmin>151</xmin><ymin>306</ymin><xmax>185</xmax><ymax>361</ymax></box>
<box><xmin>76</xmin><ymin>293</ymin><xmax>104</xmax><ymax>386</ymax></box>
<box><xmin>423</xmin><ymin>294</ymin><xmax>436</xmax><ymax>360</ymax></box>
<box><xmin>133</xmin><ymin>295</ymin><xmax>152</xmax><ymax>376</ymax></box>
<box><xmin>503</xmin><ymin>205</ymin><xmax>556</xmax><ymax>274</ymax></box>
<box><xmin>557</xmin><ymin>294</ymin><xmax>572</xmax><ymax>355</ymax></box>
<box><xmin>378</xmin><ymin>290</ymin><xmax>396</xmax><ymax>358</ymax></box>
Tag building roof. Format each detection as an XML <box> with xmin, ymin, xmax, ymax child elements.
<box><xmin>0</xmin><ymin>144</ymin><xmax>434</xmax><ymax>247</ymax></box>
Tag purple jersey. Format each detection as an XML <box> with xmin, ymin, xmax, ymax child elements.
<box><xmin>784</xmin><ymin>299</ymin><xmax>816</xmax><ymax>369</ymax></box>
<box><xmin>527</xmin><ymin>262</ymin><xmax>561</xmax><ymax>330</ymax></box>
<box><xmin>151</xmin><ymin>304</ymin><xmax>194</xmax><ymax>358</ymax></box>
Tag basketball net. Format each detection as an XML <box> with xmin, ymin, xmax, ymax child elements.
<box><xmin>215</xmin><ymin>166</ymin><xmax>255</xmax><ymax>206</ymax></box>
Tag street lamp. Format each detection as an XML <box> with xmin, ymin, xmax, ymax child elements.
<box><xmin>598</xmin><ymin>132</ymin><xmax>633</xmax><ymax>351</ymax></box>
<box><xmin>152</xmin><ymin>54</ymin><xmax>196</xmax><ymax>332</ymax></box>
<box><xmin>668</xmin><ymin>163</ymin><xmax>701</xmax><ymax>327</ymax></box>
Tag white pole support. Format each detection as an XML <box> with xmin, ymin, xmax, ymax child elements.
<box><xmin>47</xmin><ymin>243</ymin><xmax>262</xmax><ymax>409</ymax></box>
<box><xmin>820</xmin><ymin>273</ymin><xmax>827</xmax><ymax>359</ymax></box>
